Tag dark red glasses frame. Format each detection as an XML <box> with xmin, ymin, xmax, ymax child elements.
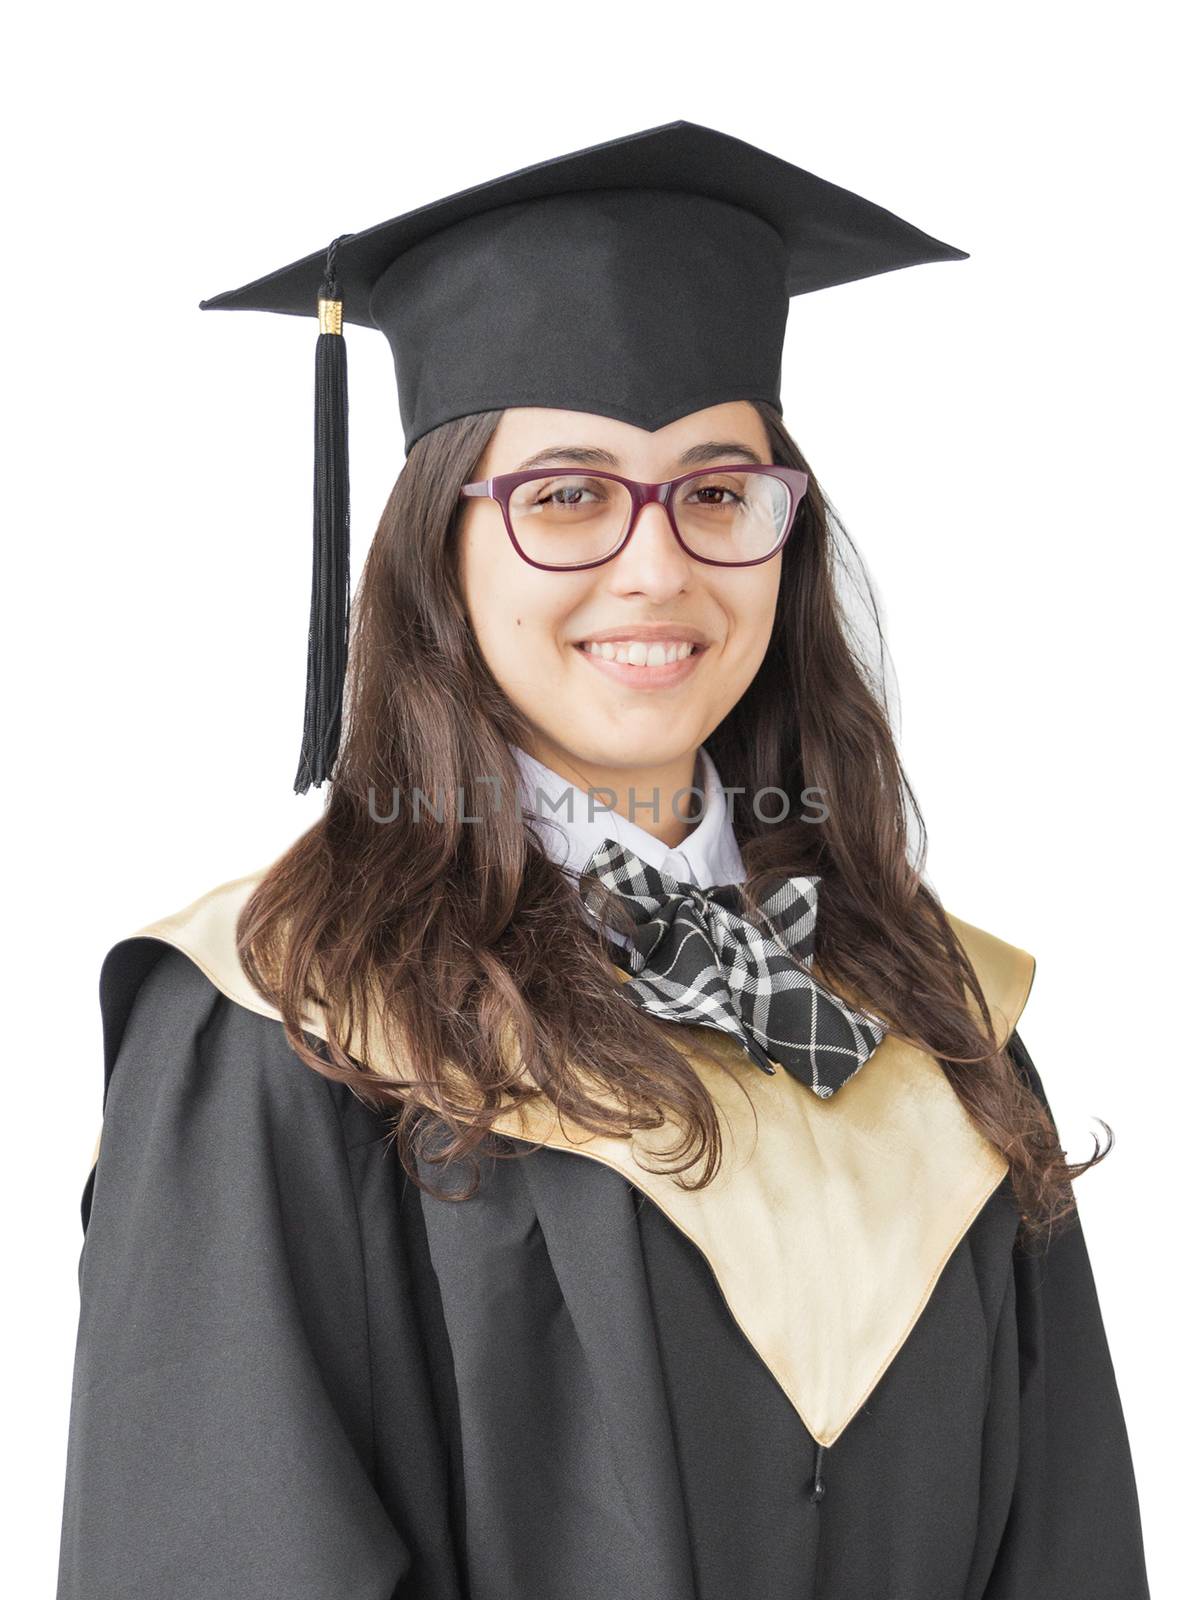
<box><xmin>458</xmin><ymin>463</ymin><xmax>810</xmax><ymax>571</ymax></box>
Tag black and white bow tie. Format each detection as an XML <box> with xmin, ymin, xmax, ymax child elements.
<box><xmin>579</xmin><ymin>838</ymin><xmax>886</xmax><ymax>1098</ymax></box>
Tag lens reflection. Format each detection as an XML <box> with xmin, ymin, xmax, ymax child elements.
<box><xmin>507</xmin><ymin>472</ymin><xmax>792</xmax><ymax>567</ymax></box>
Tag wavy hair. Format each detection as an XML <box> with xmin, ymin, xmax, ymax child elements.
<box><xmin>237</xmin><ymin>401</ymin><xmax>1110</xmax><ymax>1245</ymax></box>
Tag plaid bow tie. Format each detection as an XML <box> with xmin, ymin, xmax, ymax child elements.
<box><xmin>579</xmin><ymin>839</ymin><xmax>886</xmax><ymax>1097</ymax></box>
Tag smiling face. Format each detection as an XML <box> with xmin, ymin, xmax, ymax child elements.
<box><xmin>456</xmin><ymin>401</ymin><xmax>783</xmax><ymax>799</ymax></box>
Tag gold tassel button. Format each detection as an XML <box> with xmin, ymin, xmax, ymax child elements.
<box><xmin>317</xmin><ymin>297</ymin><xmax>343</xmax><ymax>335</ymax></box>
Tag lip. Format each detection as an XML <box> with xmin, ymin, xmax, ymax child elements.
<box><xmin>575</xmin><ymin>623</ymin><xmax>711</xmax><ymax>647</ymax></box>
<box><xmin>572</xmin><ymin>638</ymin><xmax>709</xmax><ymax>689</ymax></box>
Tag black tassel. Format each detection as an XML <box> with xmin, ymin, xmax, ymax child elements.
<box><xmin>294</xmin><ymin>234</ymin><xmax>353</xmax><ymax>793</ymax></box>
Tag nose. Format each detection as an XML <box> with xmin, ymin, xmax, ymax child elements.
<box><xmin>613</xmin><ymin>499</ymin><xmax>690</xmax><ymax>580</ymax></box>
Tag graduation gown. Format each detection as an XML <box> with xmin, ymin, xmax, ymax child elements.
<box><xmin>56</xmin><ymin>868</ymin><xmax>1150</xmax><ymax>1599</ymax></box>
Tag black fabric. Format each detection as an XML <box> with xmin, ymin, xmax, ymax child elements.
<box><xmin>197</xmin><ymin>120</ymin><xmax>967</xmax><ymax>454</ymax></box>
<box><xmin>57</xmin><ymin>950</ymin><xmax>1150</xmax><ymax>1599</ymax></box>
<box><xmin>980</xmin><ymin>1033</ymin><xmax>1151</xmax><ymax>1597</ymax></box>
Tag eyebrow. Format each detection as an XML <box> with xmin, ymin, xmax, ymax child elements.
<box><xmin>513</xmin><ymin>439</ymin><xmax>766</xmax><ymax>471</ymax></box>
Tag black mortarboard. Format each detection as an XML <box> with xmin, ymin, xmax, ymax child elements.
<box><xmin>198</xmin><ymin>119</ymin><xmax>967</xmax><ymax>792</ymax></box>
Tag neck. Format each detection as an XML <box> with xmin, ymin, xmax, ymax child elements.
<box><xmin>520</xmin><ymin>738</ymin><xmax>704</xmax><ymax>849</ymax></box>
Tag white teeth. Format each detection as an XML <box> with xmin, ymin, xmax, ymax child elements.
<box><xmin>580</xmin><ymin>639</ymin><xmax>698</xmax><ymax>667</ymax></box>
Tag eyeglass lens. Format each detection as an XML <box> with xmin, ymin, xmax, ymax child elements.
<box><xmin>506</xmin><ymin>471</ymin><xmax>792</xmax><ymax>568</ymax></box>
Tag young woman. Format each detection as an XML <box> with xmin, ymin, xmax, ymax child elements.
<box><xmin>57</xmin><ymin>124</ymin><xmax>1150</xmax><ymax>1599</ymax></box>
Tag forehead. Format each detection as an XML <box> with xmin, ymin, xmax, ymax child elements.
<box><xmin>476</xmin><ymin>402</ymin><xmax>771</xmax><ymax>476</ymax></box>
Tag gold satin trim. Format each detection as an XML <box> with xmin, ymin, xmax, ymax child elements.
<box><xmin>91</xmin><ymin>868</ymin><xmax>1035</xmax><ymax>1447</ymax></box>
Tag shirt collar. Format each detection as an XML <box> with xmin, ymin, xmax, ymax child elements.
<box><xmin>510</xmin><ymin>742</ymin><xmax>746</xmax><ymax>891</ymax></box>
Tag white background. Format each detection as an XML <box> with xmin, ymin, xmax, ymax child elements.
<box><xmin>6</xmin><ymin>1</ymin><xmax>1183</xmax><ymax>1592</ymax></box>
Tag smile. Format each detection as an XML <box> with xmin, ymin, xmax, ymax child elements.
<box><xmin>579</xmin><ymin>639</ymin><xmax>702</xmax><ymax>666</ymax></box>
<box><xmin>572</xmin><ymin>639</ymin><xmax>709</xmax><ymax>688</ymax></box>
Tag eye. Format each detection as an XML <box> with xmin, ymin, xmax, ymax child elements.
<box><xmin>539</xmin><ymin>484</ymin><xmax>596</xmax><ymax>507</ymax></box>
<box><xmin>682</xmin><ymin>481</ymin><xmax>746</xmax><ymax>508</ymax></box>
<box><xmin>525</xmin><ymin>476</ymin><xmax>614</xmax><ymax>510</ymax></box>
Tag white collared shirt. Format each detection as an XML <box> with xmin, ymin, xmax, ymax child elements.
<box><xmin>510</xmin><ymin>742</ymin><xmax>746</xmax><ymax>893</ymax></box>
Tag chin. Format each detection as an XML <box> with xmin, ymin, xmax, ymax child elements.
<box><xmin>573</xmin><ymin>727</ymin><xmax>703</xmax><ymax>769</ymax></box>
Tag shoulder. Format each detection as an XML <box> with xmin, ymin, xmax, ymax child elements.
<box><xmin>85</xmin><ymin>863</ymin><xmax>361</xmax><ymax>1230</ymax></box>
<box><xmin>100</xmin><ymin>866</ymin><xmax>279</xmax><ymax>1071</ymax></box>
<box><xmin>943</xmin><ymin>910</ymin><xmax>1036</xmax><ymax>1046</ymax></box>
<box><xmin>97</xmin><ymin>861</ymin><xmax>326</xmax><ymax>1094</ymax></box>
<box><xmin>822</xmin><ymin>906</ymin><xmax>1035</xmax><ymax>1050</ymax></box>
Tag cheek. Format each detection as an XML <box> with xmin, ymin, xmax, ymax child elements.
<box><xmin>718</xmin><ymin>563</ymin><xmax>782</xmax><ymax>659</ymax></box>
<box><xmin>460</xmin><ymin>521</ymin><xmax>583</xmax><ymax>672</ymax></box>
<box><xmin>756</xmin><ymin>566</ymin><xmax>783</xmax><ymax>645</ymax></box>
<box><xmin>458</xmin><ymin>511</ymin><xmax>513</xmax><ymax>608</ymax></box>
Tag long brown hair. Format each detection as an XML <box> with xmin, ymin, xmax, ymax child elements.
<box><xmin>237</xmin><ymin>401</ymin><xmax>1110</xmax><ymax>1245</ymax></box>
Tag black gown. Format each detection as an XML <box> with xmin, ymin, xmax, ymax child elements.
<box><xmin>56</xmin><ymin>930</ymin><xmax>1151</xmax><ymax>1600</ymax></box>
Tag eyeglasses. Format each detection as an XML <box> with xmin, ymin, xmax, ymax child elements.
<box><xmin>458</xmin><ymin>464</ymin><xmax>809</xmax><ymax>571</ymax></box>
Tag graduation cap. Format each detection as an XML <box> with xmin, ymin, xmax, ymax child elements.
<box><xmin>198</xmin><ymin>119</ymin><xmax>967</xmax><ymax>793</ymax></box>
